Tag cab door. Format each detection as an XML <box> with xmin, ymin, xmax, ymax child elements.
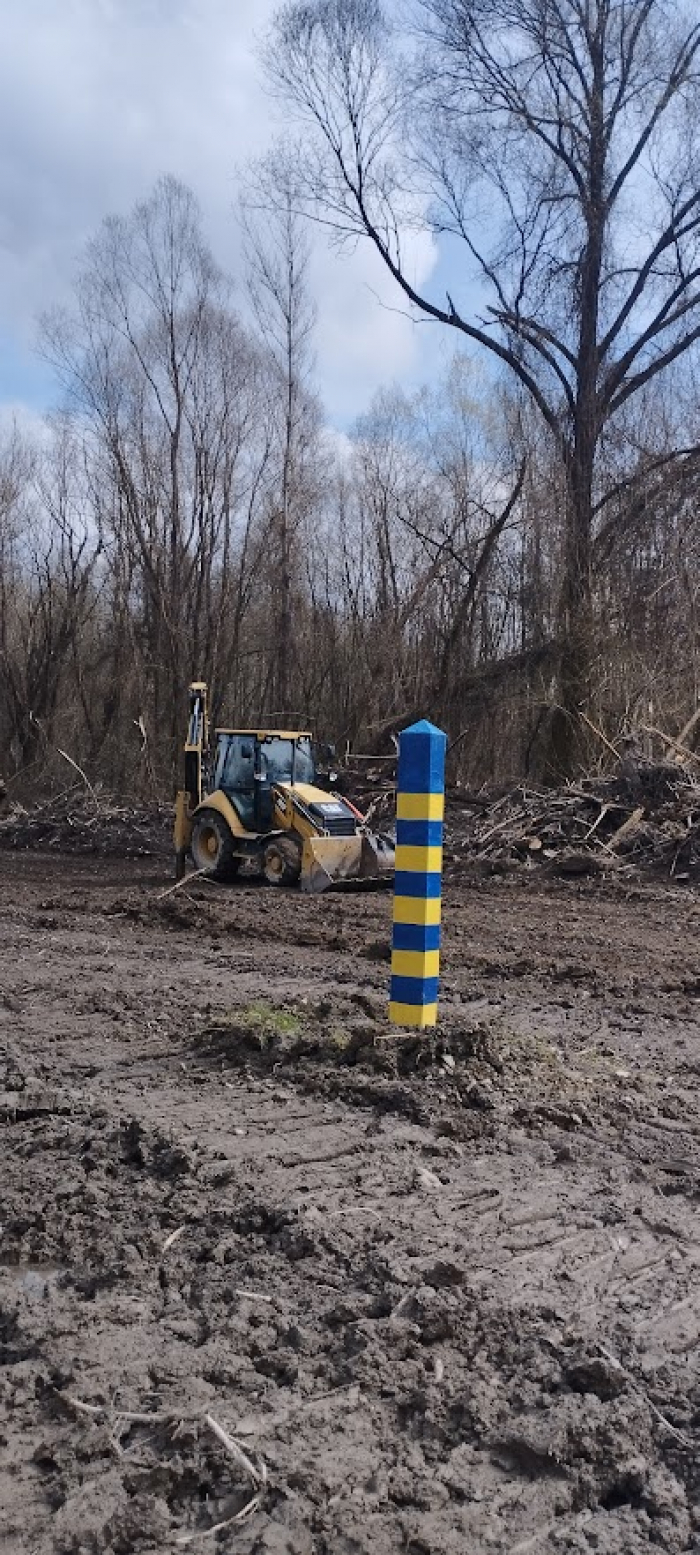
<box><xmin>253</xmin><ymin>744</ymin><xmax>275</xmax><ymax>832</ymax></box>
<box><xmin>215</xmin><ymin>736</ymin><xmax>257</xmax><ymax>829</ymax></box>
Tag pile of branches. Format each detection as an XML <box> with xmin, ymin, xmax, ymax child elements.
<box><xmin>0</xmin><ymin>785</ymin><xmax>172</xmax><ymax>858</ymax></box>
<box><xmin>342</xmin><ymin>740</ymin><xmax>700</xmax><ymax>882</ymax></box>
<box><xmin>444</xmin><ymin>751</ymin><xmax>700</xmax><ymax>881</ymax></box>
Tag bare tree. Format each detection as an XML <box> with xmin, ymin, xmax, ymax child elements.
<box><xmin>241</xmin><ymin>154</ymin><xmax>321</xmax><ymax>717</ymax></box>
<box><xmin>44</xmin><ymin>176</ymin><xmax>267</xmax><ymax>771</ymax></box>
<box><xmin>266</xmin><ymin>0</ymin><xmax>700</xmax><ymax>769</ymax></box>
<box><xmin>0</xmin><ymin>422</ymin><xmax>101</xmax><ymax>776</ymax></box>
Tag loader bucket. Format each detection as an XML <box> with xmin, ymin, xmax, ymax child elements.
<box><xmin>300</xmin><ymin>832</ymin><xmax>395</xmax><ymax>894</ymax></box>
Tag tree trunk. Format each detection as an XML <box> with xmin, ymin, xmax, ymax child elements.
<box><xmin>548</xmin><ymin>438</ymin><xmax>595</xmax><ymax>776</ymax></box>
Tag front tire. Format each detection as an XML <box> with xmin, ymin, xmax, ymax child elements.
<box><xmin>191</xmin><ymin>810</ymin><xmax>240</xmax><ymax>882</ymax></box>
<box><xmin>262</xmin><ymin>836</ymin><xmax>302</xmax><ymax>886</ymax></box>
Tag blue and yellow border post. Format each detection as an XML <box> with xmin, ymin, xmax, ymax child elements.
<box><xmin>389</xmin><ymin>719</ymin><xmax>447</xmax><ymax>1028</ymax></box>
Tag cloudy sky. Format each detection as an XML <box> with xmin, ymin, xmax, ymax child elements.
<box><xmin>0</xmin><ymin>0</ymin><xmax>452</xmax><ymax>432</ymax></box>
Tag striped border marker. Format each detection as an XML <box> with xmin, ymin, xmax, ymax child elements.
<box><xmin>389</xmin><ymin>718</ymin><xmax>447</xmax><ymax>1028</ymax></box>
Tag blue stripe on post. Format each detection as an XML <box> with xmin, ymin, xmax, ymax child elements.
<box><xmin>395</xmin><ymin>818</ymin><xmax>444</xmax><ymax>849</ymax></box>
<box><xmin>390</xmin><ymin>973</ymin><xmax>440</xmax><ymax>1006</ymax></box>
<box><xmin>397</xmin><ymin>718</ymin><xmax>447</xmax><ymax>795</ymax></box>
<box><xmin>393</xmin><ymin>870</ymin><xmax>442</xmax><ymax>899</ymax></box>
<box><xmin>392</xmin><ymin>922</ymin><xmax>441</xmax><ymax>953</ymax></box>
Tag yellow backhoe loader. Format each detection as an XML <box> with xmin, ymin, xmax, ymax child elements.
<box><xmin>173</xmin><ymin>682</ymin><xmax>394</xmax><ymax>893</ymax></box>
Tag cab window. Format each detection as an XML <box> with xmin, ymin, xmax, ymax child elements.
<box><xmin>215</xmin><ymin>736</ymin><xmax>256</xmax><ymax>792</ymax></box>
<box><xmin>259</xmin><ymin>736</ymin><xmax>315</xmax><ymax>785</ymax></box>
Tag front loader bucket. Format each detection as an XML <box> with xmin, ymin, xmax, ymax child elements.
<box><xmin>300</xmin><ymin>833</ymin><xmax>395</xmax><ymax>894</ymax></box>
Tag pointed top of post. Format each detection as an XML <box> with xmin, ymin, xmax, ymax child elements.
<box><xmin>402</xmin><ymin>718</ymin><xmax>446</xmax><ymax>738</ymax></box>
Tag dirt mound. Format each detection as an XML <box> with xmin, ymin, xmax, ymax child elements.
<box><xmin>194</xmin><ymin>999</ymin><xmax>506</xmax><ymax>1126</ymax></box>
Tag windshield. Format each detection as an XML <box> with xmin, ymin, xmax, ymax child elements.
<box><xmin>260</xmin><ymin>736</ymin><xmax>315</xmax><ymax>786</ymax></box>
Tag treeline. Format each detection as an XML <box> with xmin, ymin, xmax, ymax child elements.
<box><xmin>1</xmin><ymin>174</ymin><xmax>700</xmax><ymax>799</ymax></box>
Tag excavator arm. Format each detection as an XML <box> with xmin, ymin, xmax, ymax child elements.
<box><xmin>174</xmin><ymin>681</ymin><xmax>209</xmax><ymax>878</ymax></box>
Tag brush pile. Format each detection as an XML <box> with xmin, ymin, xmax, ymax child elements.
<box><xmin>0</xmin><ymin>787</ymin><xmax>172</xmax><ymax>857</ymax></box>
<box><xmin>443</xmin><ymin>756</ymin><xmax>700</xmax><ymax>880</ymax></box>
<box><xmin>346</xmin><ymin>743</ymin><xmax>700</xmax><ymax>882</ymax></box>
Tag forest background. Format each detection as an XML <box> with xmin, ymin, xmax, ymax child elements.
<box><xmin>2</xmin><ymin>0</ymin><xmax>700</xmax><ymax>795</ymax></box>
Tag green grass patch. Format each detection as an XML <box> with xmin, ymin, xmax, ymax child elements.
<box><xmin>217</xmin><ymin>1000</ymin><xmax>303</xmax><ymax>1049</ymax></box>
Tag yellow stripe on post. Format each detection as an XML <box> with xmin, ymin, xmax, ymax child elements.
<box><xmin>389</xmin><ymin>1000</ymin><xmax>439</xmax><ymax>1028</ymax></box>
<box><xmin>396</xmin><ymin>792</ymin><xmax>445</xmax><ymax>822</ymax></box>
<box><xmin>391</xmin><ymin>948</ymin><xmax>440</xmax><ymax>979</ymax></box>
<box><xmin>394</xmin><ymin>843</ymin><xmax>443</xmax><ymax>874</ymax></box>
<box><xmin>393</xmin><ymin>895</ymin><xmax>442</xmax><ymax>926</ymax></box>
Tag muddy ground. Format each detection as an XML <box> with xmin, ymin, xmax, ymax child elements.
<box><xmin>1</xmin><ymin>853</ymin><xmax>700</xmax><ymax>1554</ymax></box>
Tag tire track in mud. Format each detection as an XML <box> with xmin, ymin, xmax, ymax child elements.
<box><xmin>1</xmin><ymin>854</ymin><xmax>700</xmax><ymax>1553</ymax></box>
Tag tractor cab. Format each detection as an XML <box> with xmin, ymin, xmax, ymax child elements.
<box><xmin>212</xmin><ymin>730</ymin><xmax>316</xmax><ymax>832</ymax></box>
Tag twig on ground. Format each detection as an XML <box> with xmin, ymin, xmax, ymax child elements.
<box><xmin>326</xmin><ymin>1205</ymin><xmax>382</xmax><ymax>1221</ymax></box>
<box><xmin>175</xmin><ymin>1492</ymin><xmax>262</xmax><ymax>1543</ymax></box>
<box><xmin>643</xmin><ymin>725</ymin><xmax>700</xmax><ymax>768</ymax></box>
<box><xmin>595</xmin><ymin>1344</ymin><xmax>692</xmax><ymax>1446</ymax></box>
<box><xmin>153</xmin><ymin>868</ymin><xmax>209</xmax><ymax>902</ymax></box>
<box><xmin>56</xmin><ymin>749</ymin><xmax>100</xmax><ymax>810</ymax></box>
<box><xmin>583</xmin><ymin>801</ymin><xmax>612</xmax><ymax>840</ymax></box>
<box><xmin>204</xmin><ymin>1413</ymin><xmax>267</xmax><ymax>1488</ymax></box>
<box><xmin>607</xmin><ymin>805</ymin><xmax>645</xmax><ymax>850</ymax></box>
<box><xmin>60</xmin><ymin>1394</ymin><xmax>268</xmax><ymax>1535</ymax></box>
<box><xmin>162</xmin><ymin>1225</ymin><xmax>186</xmax><ymax>1253</ymax></box>
<box><xmin>578</xmin><ymin>712</ymin><xmax>620</xmax><ymax>760</ymax></box>
<box><xmin>60</xmin><ymin>1394</ymin><xmax>172</xmax><ymax>1425</ymax></box>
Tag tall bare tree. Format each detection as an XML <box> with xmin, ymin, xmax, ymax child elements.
<box><xmin>44</xmin><ymin>176</ymin><xmax>266</xmax><ymax>769</ymax></box>
<box><xmin>242</xmin><ymin>155</ymin><xmax>321</xmax><ymax>717</ymax></box>
<box><xmin>0</xmin><ymin>422</ymin><xmax>101</xmax><ymax>775</ymax></box>
<box><xmin>266</xmin><ymin>0</ymin><xmax>700</xmax><ymax>769</ymax></box>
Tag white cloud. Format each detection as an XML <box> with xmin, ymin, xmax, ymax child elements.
<box><xmin>0</xmin><ymin>1</ymin><xmax>274</xmax><ymax>322</ymax></box>
<box><xmin>0</xmin><ymin>400</ymin><xmax>53</xmax><ymax>446</ymax></box>
<box><xmin>311</xmin><ymin>227</ymin><xmax>442</xmax><ymax>426</ymax></box>
<box><xmin>0</xmin><ymin>0</ymin><xmax>440</xmax><ymax>427</ymax></box>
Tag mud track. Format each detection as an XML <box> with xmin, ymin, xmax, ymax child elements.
<box><xmin>1</xmin><ymin>854</ymin><xmax>700</xmax><ymax>1553</ymax></box>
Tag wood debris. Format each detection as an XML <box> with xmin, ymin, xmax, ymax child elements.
<box><xmin>441</xmin><ymin>753</ymin><xmax>700</xmax><ymax>879</ymax></box>
<box><xmin>347</xmin><ymin>741</ymin><xmax>700</xmax><ymax>881</ymax></box>
<box><xmin>0</xmin><ymin>786</ymin><xmax>171</xmax><ymax>857</ymax></box>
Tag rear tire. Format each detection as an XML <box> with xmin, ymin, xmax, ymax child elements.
<box><xmin>262</xmin><ymin>836</ymin><xmax>302</xmax><ymax>886</ymax></box>
<box><xmin>191</xmin><ymin>810</ymin><xmax>240</xmax><ymax>882</ymax></box>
